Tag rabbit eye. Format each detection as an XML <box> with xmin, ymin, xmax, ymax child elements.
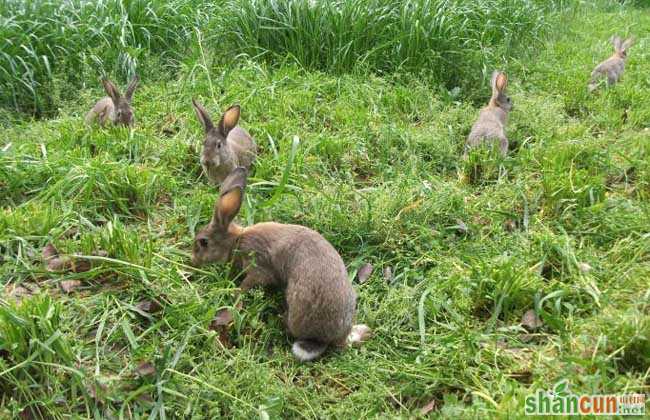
<box><xmin>198</xmin><ymin>238</ymin><xmax>208</xmax><ymax>248</ymax></box>
<box><xmin>217</xmin><ymin>142</ymin><xmax>222</xmax><ymax>149</ymax></box>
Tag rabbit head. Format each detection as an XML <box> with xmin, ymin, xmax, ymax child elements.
<box><xmin>192</xmin><ymin>167</ymin><xmax>247</xmax><ymax>266</ymax></box>
<box><xmin>102</xmin><ymin>75</ymin><xmax>139</xmax><ymax>126</ymax></box>
<box><xmin>192</xmin><ymin>100</ymin><xmax>240</xmax><ymax>173</ymax></box>
<box><xmin>489</xmin><ymin>71</ymin><xmax>512</xmax><ymax>112</ymax></box>
<box><xmin>612</xmin><ymin>35</ymin><xmax>633</xmax><ymax>59</ymax></box>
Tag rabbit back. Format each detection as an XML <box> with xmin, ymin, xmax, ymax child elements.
<box><xmin>85</xmin><ymin>97</ymin><xmax>115</xmax><ymax>127</ymax></box>
<box><xmin>238</xmin><ymin>222</ymin><xmax>356</xmax><ymax>345</ymax></box>
<box><xmin>228</xmin><ymin>126</ymin><xmax>257</xmax><ymax>170</ymax></box>
<box><xmin>592</xmin><ymin>56</ymin><xmax>625</xmax><ymax>85</ymax></box>
<box><xmin>467</xmin><ymin>107</ymin><xmax>508</xmax><ymax>154</ymax></box>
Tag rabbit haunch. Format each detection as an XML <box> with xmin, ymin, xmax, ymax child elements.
<box><xmin>192</xmin><ymin>167</ymin><xmax>370</xmax><ymax>362</ymax></box>
<box><xmin>192</xmin><ymin>100</ymin><xmax>256</xmax><ymax>185</ymax></box>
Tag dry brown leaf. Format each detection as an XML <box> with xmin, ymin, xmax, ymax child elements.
<box><xmin>46</xmin><ymin>257</ymin><xmax>65</xmax><ymax>272</ymax></box>
<box><xmin>62</xmin><ymin>227</ymin><xmax>80</xmax><ymax>239</ymax></box>
<box><xmin>43</xmin><ymin>244</ymin><xmax>107</xmax><ymax>273</ymax></box>
<box><xmin>42</xmin><ymin>243</ymin><xmax>59</xmax><ymax>260</ymax></box>
<box><xmin>136</xmin><ymin>300</ymin><xmax>163</xmax><ymax>314</ymax></box>
<box><xmin>510</xmin><ymin>370</ymin><xmax>533</xmax><ymax>384</ymax></box>
<box><xmin>5</xmin><ymin>284</ymin><xmax>33</xmax><ymax>303</ymax></box>
<box><xmin>135</xmin><ymin>362</ymin><xmax>156</xmax><ymax>378</ymax></box>
<box><xmin>521</xmin><ymin>309</ymin><xmax>543</xmax><ymax>331</ymax></box>
<box><xmin>210</xmin><ymin>308</ymin><xmax>234</xmax><ymax>328</ymax></box>
<box><xmin>503</xmin><ymin>219</ymin><xmax>517</xmax><ymax>232</ymax></box>
<box><xmin>420</xmin><ymin>399</ymin><xmax>437</xmax><ymax>416</ymax></box>
<box><xmin>209</xmin><ymin>308</ymin><xmax>234</xmax><ymax>348</ymax></box>
<box><xmin>50</xmin><ymin>257</ymin><xmax>92</xmax><ymax>273</ymax></box>
<box><xmin>357</xmin><ymin>263</ymin><xmax>373</xmax><ymax>284</ymax></box>
<box><xmin>60</xmin><ymin>280</ymin><xmax>82</xmax><ymax>293</ymax></box>
<box><xmin>68</xmin><ymin>258</ymin><xmax>92</xmax><ymax>273</ymax></box>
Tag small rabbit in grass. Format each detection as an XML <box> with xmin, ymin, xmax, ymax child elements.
<box><xmin>85</xmin><ymin>76</ymin><xmax>139</xmax><ymax>127</ymax></box>
<box><xmin>465</xmin><ymin>71</ymin><xmax>512</xmax><ymax>157</ymax></box>
<box><xmin>192</xmin><ymin>167</ymin><xmax>371</xmax><ymax>362</ymax></box>
<box><xmin>192</xmin><ymin>99</ymin><xmax>256</xmax><ymax>185</ymax></box>
<box><xmin>588</xmin><ymin>35</ymin><xmax>634</xmax><ymax>92</ymax></box>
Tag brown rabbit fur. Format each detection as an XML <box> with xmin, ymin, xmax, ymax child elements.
<box><xmin>192</xmin><ymin>168</ymin><xmax>369</xmax><ymax>362</ymax></box>
<box><xmin>192</xmin><ymin>100</ymin><xmax>256</xmax><ymax>185</ymax></box>
<box><xmin>465</xmin><ymin>71</ymin><xmax>512</xmax><ymax>157</ymax></box>
<box><xmin>588</xmin><ymin>35</ymin><xmax>633</xmax><ymax>92</ymax></box>
<box><xmin>85</xmin><ymin>76</ymin><xmax>139</xmax><ymax>127</ymax></box>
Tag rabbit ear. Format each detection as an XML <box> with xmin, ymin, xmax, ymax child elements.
<box><xmin>213</xmin><ymin>167</ymin><xmax>248</xmax><ymax>230</ymax></box>
<box><xmin>125</xmin><ymin>74</ymin><xmax>139</xmax><ymax>102</ymax></box>
<box><xmin>497</xmin><ymin>73</ymin><xmax>508</xmax><ymax>92</ymax></box>
<box><xmin>492</xmin><ymin>71</ymin><xmax>507</xmax><ymax>93</ymax></box>
<box><xmin>490</xmin><ymin>71</ymin><xmax>501</xmax><ymax>97</ymax></box>
<box><xmin>490</xmin><ymin>70</ymin><xmax>500</xmax><ymax>88</ymax></box>
<box><xmin>192</xmin><ymin>99</ymin><xmax>214</xmax><ymax>132</ymax></box>
<box><xmin>612</xmin><ymin>35</ymin><xmax>623</xmax><ymax>52</ymax></box>
<box><xmin>218</xmin><ymin>105</ymin><xmax>240</xmax><ymax>137</ymax></box>
<box><xmin>102</xmin><ymin>79</ymin><xmax>121</xmax><ymax>104</ymax></box>
<box><xmin>621</xmin><ymin>37</ymin><xmax>634</xmax><ymax>52</ymax></box>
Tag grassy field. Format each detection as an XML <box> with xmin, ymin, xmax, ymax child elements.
<box><xmin>1</xmin><ymin>0</ymin><xmax>650</xmax><ymax>418</ymax></box>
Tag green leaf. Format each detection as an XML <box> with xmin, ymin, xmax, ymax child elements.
<box><xmin>121</xmin><ymin>319</ymin><xmax>138</xmax><ymax>351</ymax></box>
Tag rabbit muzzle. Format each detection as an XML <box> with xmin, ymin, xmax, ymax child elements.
<box><xmin>201</xmin><ymin>154</ymin><xmax>219</xmax><ymax>168</ymax></box>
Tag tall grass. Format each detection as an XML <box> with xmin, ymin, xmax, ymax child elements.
<box><xmin>2</xmin><ymin>0</ymin><xmax>553</xmax><ymax>116</ymax></box>
<box><xmin>224</xmin><ymin>0</ymin><xmax>551</xmax><ymax>91</ymax></box>
<box><xmin>0</xmin><ymin>0</ymin><xmax>202</xmax><ymax>115</ymax></box>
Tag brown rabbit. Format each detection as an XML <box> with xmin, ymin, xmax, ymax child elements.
<box><xmin>192</xmin><ymin>167</ymin><xmax>370</xmax><ymax>362</ymax></box>
<box><xmin>85</xmin><ymin>76</ymin><xmax>139</xmax><ymax>127</ymax></box>
<box><xmin>588</xmin><ymin>35</ymin><xmax>634</xmax><ymax>92</ymax></box>
<box><xmin>192</xmin><ymin>100</ymin><xmax>256</xmax><ymax>185</ymax></box>
<box><xmin>465</xmin><ymin>71</ymin><xmax>512</xmax><ymax>157</ymax></box>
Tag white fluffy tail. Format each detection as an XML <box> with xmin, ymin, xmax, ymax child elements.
<box><xmin>292</xmin><ymin>340</ymin><xmax>328</xmax><ymax>362</ymax></box>
<box><xmin>292</xmin><ymin>325</ymin><xmax>372</xmax><ymax>362</ymax></box>
<box><xmin>347</xmin><ymin>324</ymin><xmax>372</xmax><ymax>346</ymax></box>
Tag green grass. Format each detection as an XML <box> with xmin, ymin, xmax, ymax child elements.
<box><xmin>0</xmin><ymin>0</ymin><xmax>202</xmax><ymax>115</ymax></box>
<box><xmin>2</xmin><ymin>0</ymin><xmax>650</xmax><ymax>418</ymax></box>
<box><xmin>1</xmin><ymin>0</ymin><xmax>552</xmax><ymax>116</ymax></box>
<box><xmin>225</xmin><ymin>0</ymin><xmax>550</xmax><ymax>89</ymax></box>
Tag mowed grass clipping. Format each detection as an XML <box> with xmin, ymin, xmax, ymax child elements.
<box><xmin>1</xmin><ymin>0</ymin><xmax>650</xmax><ymax>418</ymax></box>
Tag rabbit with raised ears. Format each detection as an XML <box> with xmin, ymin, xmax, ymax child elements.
<box><xmin>465</xmin><ymin>71</ymin><xmax>512</xmax><ymax>157</ymax></box>
<box><xmin>192</xmin><ymin>167</ymin><xmax>371</xmax><ymax>362</ymax></box>
<box><xmin>85</xmin><ymin>75</ymin><xmax>139</xmax><ymax>127</ymax></box>
<box><xmin>192</xmin><ymin>100</ymin><xmax>257</xmax><ymax>185</ymax></box>
<box><xmin>588</xmin><ymin>35</ymin><xmax>634</xmax><ymax>92</ymax></box>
